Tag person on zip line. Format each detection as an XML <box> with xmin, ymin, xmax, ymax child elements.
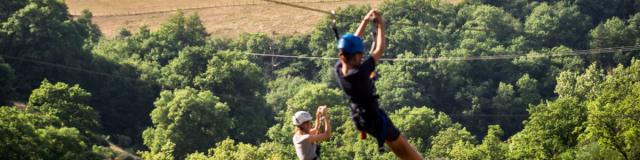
<box><xmin>292</xmin><ymin>105</ymin><xmax>332</xmax><ymax>160</ymax></box>
<box><xmin>334</xmin><ymin>9</ymin><xmax>423</xmax><ymax>160</ymax></box>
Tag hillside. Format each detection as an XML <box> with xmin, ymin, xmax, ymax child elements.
<box><xmin>66</xmin><ymin>0</ymin><xmax>465</xmax><ymax>38</ymax></box>
<box><xmin>66</xmin><ymin>0</ymin><xmax>382</xmax><ymax>38</ymax></box>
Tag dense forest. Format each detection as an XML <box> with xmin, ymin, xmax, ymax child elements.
<box><xmin>1</xmin><ymin>0</ymin><xmax>640</xmax><ymax>159</ymax></box>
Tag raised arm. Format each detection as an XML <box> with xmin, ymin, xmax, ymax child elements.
<box><xmin>355</xmin><ymin>10</ymin><xmax>376</xmax><ymax>38</ymax></box>
<box><xmin>371</xmin><ymin>11</ymin><xmax>385</xmax><ymax>61</ymax></box>
<box><xmin>310</xmin><ymin>106</ymin><xmax>325</xmax><ymax>134</ymax></box>
<box><xmin>322</xmin><ymin>109</ymin><xmax>331</xmax><ymax>137</ymax></box>
<box><xmin>307</xmin><ymin>107</ymin><xmax>331</xmax><ymax>143</ymax></box>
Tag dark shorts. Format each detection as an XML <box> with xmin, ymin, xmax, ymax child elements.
<box><xmin>370</xmin><ymin>110</ymin><xmax>401</xmax><ymax>142</ymax></box>
<box><xmin>350</xmin><ymin>105</ymin><xmax>401</xmax><ymax>142</ymax></box>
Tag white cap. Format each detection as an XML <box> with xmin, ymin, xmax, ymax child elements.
<box><xmin>292</xmin><ymin>111</ymin><xmax>312</xmax><ymax>126</ymax></box>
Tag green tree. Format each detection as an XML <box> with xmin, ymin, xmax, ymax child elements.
<box><xmin>0</xmin><ymin>0</ymin><xmax>28</xmax><ymax>21</ymax></box>
<box><xmin>380</xmin><ymin>0</ymin><xmax>457</xmax><ymax>56</ymax></box>
<box><xmin>376</xmin><ymin>62</ymin><xmax>424</xmax><ymax>111</ymax></box>
<box><xmin>524</xmin><ymin>2</ymin><xmax>592</xmax><ymax>49</ymax></box>
<box><xmin>185</xmin><ymin>138</ymin><xmax>261</xmax><ymax>160</ymax></box>
<box><xmin>265</xmin><ymin>76</ymin><xmax>311</xmax><ymax>117</ymax></box>
<box><xmin>515</xmin><ymin>74</ymin><xmax>541</xmax><ymax>106</ymax></box>
<box><xmin>450</xmin><ymin>141</ymin><xmax>483</xmax><ymax>160</ymax></box>
<box><xmin>284</xmin><ymin>83</ymin><xmax>347</xmax><ymax>123</ymax></box>
<box><xmin>580</xmin><ymin>59</ymin><xmax>640</xmax><ymax>160</ymax></box>
<box><xmin>491</xmin><ymin>82</ymin><xmax>515</xmax><ymax>112</ymax></box>
<box><xmin>0</xmin><ymin>58</ymin><xmax>15</xmax><ymax>105</ymax></box>
<box><xmin>160</xmin><ymin>46</ymin><xmax>214</xmax><ymax>89</ymax></box>
<box><xmin>74</xmin><ymin>9</ymin><xmax>102</xmax><ymax>49</ymax></box>
<box><xmin>270</xmin><ymin>35</ymin><xmax>315</xmax><ymax>79</ymax></box>
<box><xmin>143</xmin><ymin>87</ymin><xmax>231</xmax><ymax>159</ymax></box>
<box><xmin>477</xmin><ymin>125</ymin><xmax>507</xmax><ymax>160</ymax></box>
<box><xmin>507</xmin><ymin>97</ymin><xmax>586</xmax><ymax>159</ymax></box>
<box><xmin>588</xmin><ymin>17</ymin><xmax>636</xmax><ymax>47</ymax></box>
<box><xmin>140</xmin><ymin>141</ymin><xmax>176</xmax><ymax>160</ymax></box>
<box><xmin>1</xmin><ymin>0</ymin><xmax>95</xmax><ymax>99</ymax></box>
<box><xmin>464</xmin><ymin>0</ymin><xmax>535</xmax><ymax>19</ymax></box>
<box><xmin>27</xmin><ymin>80</ymin><xmax>100</xmax><ymax>131</ymax></box>
<box><xmin>145</xmin><ymin>12</ymin><xmax>208</xmax><ymax>65</ymax></box>
<box><xmin>390</xmin><ymin>107</ymin><xmax>459</xmax><ymax>150</ymax></box>
<box><xmin>231</xmin><ymin>33</ymin><xmax>274</xmax><ymax>54</ymax></box>
<box><xmin>428</xmin><ymin>127</ymin><xmax>476</xmax><ymax>159</ymax></box>
<box><xmin>457</xmin><ymin>4</ymin><xmax>522</xmax><ymax>47</ymax></box>
<box><xmin>194</xmin><ymin>50</ymin><xmax>273</xmax><ymax>143</ymax></box>
<box><xmin>588</xmin><ymin>14</ymin><xmax>640</xmax><ymax>67</ymax></box>
<box><xmin>554</xmin><ymin>63</ymin><xmax>604</xmax><ymax>100</ymax></box>
<box><xmin>255</xmin><ymin>141</ymin><xmax>297</xmax><ymax>160</ymax></box>
<box><xmin>572</xmin><ymin>0</ymin><xmax>640</xmax><ymax>24</ymax></box>
<box><xmin>0</xmin><ymin>107</ymin><xmax>102</xmax><ymax>160</ymax></box>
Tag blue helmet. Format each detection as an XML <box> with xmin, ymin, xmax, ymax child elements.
<box><xmin>338</xmin><ymin>34</ymin><xmax>364</xmax><ymax>55</ymax></box>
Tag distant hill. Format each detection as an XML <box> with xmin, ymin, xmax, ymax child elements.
<box><xmin>66</xmin><ymin>0</ymin><xmax>382</xmax><ymax>38</ymax></box>
<box><xmin>66</xmin><ymin>0</ymin><xmax>463</xmax><ymax>38</ymax></box>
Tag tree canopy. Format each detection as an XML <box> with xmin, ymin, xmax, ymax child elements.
<box><xmin>2</xmin><ymin>0</ymin><xmax>640</xmax><ymax>159</ymax></box>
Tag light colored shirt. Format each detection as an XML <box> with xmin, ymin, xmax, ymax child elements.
<box><xmin>293</xmin><ymin>134</ymin><xmax>317</xmax><ymax>160</ymax></box>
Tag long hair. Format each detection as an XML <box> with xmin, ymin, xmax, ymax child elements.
<box><xmin>294</xmin><ymin>121</ymin><xmax>310</xmax><ymax>134</ymax></box>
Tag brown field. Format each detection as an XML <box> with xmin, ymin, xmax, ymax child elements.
<box><xmin>66</xmin><ymin>0</ymin><xmax>461</xmax><ymax>38</ymax></box>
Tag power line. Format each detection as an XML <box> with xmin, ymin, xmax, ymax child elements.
<box><xmin>0</xmin><ymin>54</ymin><xmax>153</xmax><ymax>83</ymax></box>
<box><xmin>245</xmin><ymin>45</ymin><xmax>640</xmax><ymax>62</ymax></box>
<box><xmin>3</xmin><ymin>45</ymin><xmax>639</xmax><ymax>83</ymax></box>
<box><xmin>392</xmin><ymin>113</ymin><xmax>640</xmax><ymax>119</ymax></box>
<box><xmin>4</xmin><ymin>53</ymin><xmax>640</xmax><ymax>119</ymax></box>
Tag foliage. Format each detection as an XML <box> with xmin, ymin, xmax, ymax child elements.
<box><xmin>3</xmin><ymin>0</ymin><xmax>640</xmax><ymax>159</ymax></box>
<box><xmin>0</xmin><ymin>58</ymin><xmax>15</xmax><ymax>105</ymax></box>
<box><xmin>27</xmin><ymin>80</ymin><xmax>100</xmax><ymax>131</ymax></box>
<box><xmin>0</xmin><ymin>0</ymin><xmax>95</xmax><ymax>99</ymax></box>
<box><xmin>194</xmin><ymin>50</ymin><xmax>273</xmax><ymax>143</ymax></box>
<box><xmin>580</xmin><ymin>59</ymin><xmax>640</xmax><ymax>160</ymax></box>
<box><xmin>588</xmin><ymin>13</ymin><xmax>640</xmax><ymax>67</ymax></box>
<box><xmin>390</xmin><ymin>107</ymin><xmax>459</xmax><ymax>150</ymax></box>
<box><xmin>524</xmin><ymin>2</ymin><xmax>592</xmax><ymax>49</ymax></box>
<box><xmin>143</xmin><ymin>87</ymin><xmax>231</xmax><ymax>159</ymax></box>
<box><xmin>0</xmin><ymin>107</ymin><xmax>103</xmax><ymax>160</ymax></box>
<box><xmin>428</xmin><ymin>126</ymin><xmax>476</xmax><ymax>159</ymax></box>
<box><xmin>507</xmin><ymin>97</ymin><xmax>586</xmax><ymax>159</ymax></box>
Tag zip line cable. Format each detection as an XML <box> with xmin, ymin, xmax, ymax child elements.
<box><xmin>262</xmin><ymin>0</ymin><xmax>334</xmax><ymax>15</ymax></box>
<box><xmin>260</xmin><ymin>0</ymin><xmax>494</xmax><ymax>32</ymax></box>
<box><xmin>71</xmin><ymin>0</ymin><xmax>369</xmax><ymax>17</ymax></box>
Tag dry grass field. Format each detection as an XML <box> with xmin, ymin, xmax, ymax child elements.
<box><xmin>66</xmin><ymin>0</ymin><xmax>461</xmax><ymax>38</ymax></box>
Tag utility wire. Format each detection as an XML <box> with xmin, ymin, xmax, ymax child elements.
<box><xmin>0</xmin><ymin>54</ymin><xmax>153</xmax><ymax>83</ymax></box>
<box><xmin>3</xmin><ymin>45</ymin><xmax>639</xmax><ymax>84</ymax></box>
<box><xmin>245</xmin><ymin>45</ymin><xmax>640</xmax><ymax>62</ymax></box>
<box><xmin>3</xmin><ymin>52</ymin><xmax>640</xmax><ymax>119</ymax></box>
<box><xmin>396</xmin><ymin>112</ymin><xmax>640</xmax><ymax>119</ymax></box>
